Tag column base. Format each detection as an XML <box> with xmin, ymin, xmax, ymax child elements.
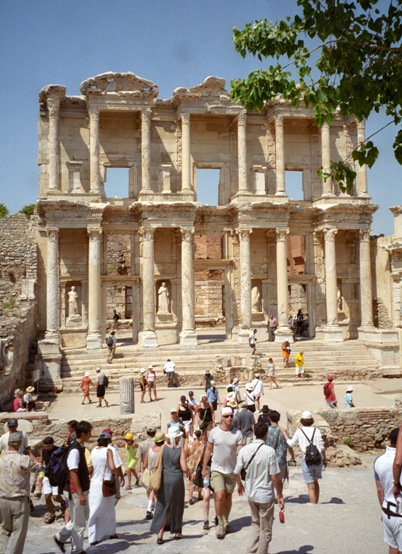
<box><xmin>179</xmin><ymin>329</ymin><xmax>198</xmax><ymax>346</ymax></box>
<box><xmin>237</xmin><ymin>327</ymin><xmax>251</xmax><ymax>344</ymax></box>
<box><xmin>37</xmin><ymin>338</ymin><xmax>62</xmax><ymax>392</ymax></box>
<box><xmin>86</xmin><ymin>332</ymin><xmax>102</xmax><ymax>350</ymax></box>
<box><xmin>274</xmin><ymin>327</ymin><xmax>294</xmax><ymax>343</ymax></box>
<box><xmin>139</xmin><ymin>330</ymin><xmax>158</xmax><ymax>347</ymax></box>
<box><xmin>320</xmin><ymin>325</ymin><xmax>344</xmax><ymax>342</ymax></box>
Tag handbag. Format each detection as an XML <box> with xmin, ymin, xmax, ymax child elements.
<box><xmin>192</xmin><ymin>445</ymin><xmax>206</xmax><ymax>488</ymax></box>
<box><xmin>150</xmin><ymin>446</ymin><xmax>164</xmax><ymax>491</ymax></box>
<box><xmin>102</xmin><ymin>451</ymin><xmax>116</xmax><ymax>497</ymax></box>
<box><xmin>240</xmin><ymin>442</ymin><xmax>264</xmax><ymax>481</ymax></box>
<box><xmin>198</xmin><ymin>406</ymin><xmax>209</xmax><ymax>431</ymax></box>
<box><xmin>139</xmin><ymin>468</ymin><xmax>152</xmax><ymax>489</ymax></box>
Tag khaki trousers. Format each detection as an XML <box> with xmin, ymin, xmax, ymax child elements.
<box><xmin>57</xmin><ymin>491</ymin><xmax>89</xmax><ymax>553</ymax></box>
<box><xmin>247</xmin><ymin>500</ymin><xmax>274</xmax><ymax>554</ymax></box>
<box><xmin>0</xmin><ymin>496</ymin><xmax>30</xmax><ymax>554</ymax></box>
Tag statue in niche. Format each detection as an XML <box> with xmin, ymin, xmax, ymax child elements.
<box><xmin>337</xmin><ymin>288</ymin><xmax>343</xmax><ymax>312</ymax></box>
<box><xmin>157</xmin><ymin>281</ymin><xmax>170</xmax><ymax>314</ymax></box>
<box><xmin>252</xmin><ymin>285</ymin><xmax>262</xmax><ymax>312</ymax></box>
<box><xmin>67</xmin><ymin>286</ymin><xmax>79</xmax><ymax>319</ymax></box>
<box><xmin>117</xmin><ymin>252</ymin><xmax>128</xmax><ymax>275</ymax></box>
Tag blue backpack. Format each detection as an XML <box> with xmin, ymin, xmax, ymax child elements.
<box><xmin>46</xmin><ymin>446</ymin><xmax>69</xmax><ymax>493</ymax></box>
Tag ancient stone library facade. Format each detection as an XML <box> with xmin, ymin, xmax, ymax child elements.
<box><xmin>32</xmin><ymin>72</ymin><xmax>401</xmax><ymax>389</ymax></box>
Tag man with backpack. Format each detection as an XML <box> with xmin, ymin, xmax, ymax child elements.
<box><xmin>284</xmin><ymin>411</ymin><xmax>326</xmax><ymax>504</ymax></box>
<box><xmin>95</xmin><ymin>367</ymin><xmax>109</xmax><ymax>408</ymax></box>
<box><xmin>54</xmin><ymin>420</ymin><xmax>93</xmax><ymax>554</ymax></box>
<box><xmin>40</xmin><ymin>436</ymin><xmax>66</xmax><ymax>524</ymax></box>
<box><xmin>107</xmin><ymin>331</ymin><xmax>117</xmax><ymax>363</ymax></box>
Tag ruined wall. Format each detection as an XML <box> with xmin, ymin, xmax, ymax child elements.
<box><xmin>372</xmin><ymin>236</ymin><xmax>394</xmax><ymax>328</ymax></box>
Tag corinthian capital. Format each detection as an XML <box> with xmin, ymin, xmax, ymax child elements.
<box><xmin>139</xmin><ymin>227</ymin><xmax>154</xmax><ymax>242</ymax></box>
<box><xmin>181</xmin><ymin>112</ymin><xmax>190</xmax><ymax>125</ymax></box>
<box><xmin>87</xmin><ymin>227</ymin><xmax>102</xmax><ymax>241</ymax></box>
<box><xmin>276</xmin><ymin>227</ymin><xmax>289</xmax><ymax>242</ymax></box>
<box><xmin>181</xmin><ymin>227</ymin><xmax>194</xmax><ymax>242</ymax></box>
<box><xmin>47</xmin><ymin>228</ymin><xmax>59</xmax><ymax>243</ymax></box>
<box><xmin>88</xmin><ymin>104</ymin><xmax>100</xmax><ymax>120</ymax></box>
<box><xmin>324</xmin><ymin>227</ymin><xmax>338</xmax><ymax>242</ymax></box>
<box><xmin>359</xmin><ymin>228</ymin><xmax>371</xmax><ymax>242</ymax></box>
<box><xmin>238</xmin><ymin>110</ymin><xmax>247</xmax><ymax>127</ymax></box>
<box><xmin>237</xmin><ymin>228</ymin><xmax>251</xmax><ymax>241</ymax></box>
<box><xmin>141</xmin><ymin>109</ymin><xmax>151</xmax><ymax>124</ymax></box>
<box><xmin>47</xmin><ymin>96</ymin><xmax>61</xmax><ymax>118</ymax></box>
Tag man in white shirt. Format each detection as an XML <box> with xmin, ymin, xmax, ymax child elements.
<box><xmin>374</xmin><ymin>428</ymin><xmax>402</xmax><ymax>554</ymax></box>
<box><xmin>164</xmin><ymin>358</ymin><xmax>176</xmax><ymax>387</ymax></box>
<box><xmin>248</xmin><ymin>328</ymin><xmax>257</xmax><ymax>355</ymax></box>
<box><xmin>202</xmin><ymin>407</ymin><xmax>243</xmax><ymax>539</ymax></box>
<box><xmin>234</xmin><ymin>422</ymin><xmax>284</xmax><ymax>554</ymax></box>
<box><xmin>250</xmin><ymin>373</ymin><xmax>264</xmax><ymax>411</ymax></box>
<box><xmin>0</xmin><ymin>418</ymin><xmax>29</xmax><ymax>455</ymax></box>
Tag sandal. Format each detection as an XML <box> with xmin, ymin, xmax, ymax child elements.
<box><xmin>157</xmin><ymin>534</ymin><xmax>164</xmax><ymax>545</ymax></box>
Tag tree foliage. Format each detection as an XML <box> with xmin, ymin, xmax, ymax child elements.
<box><xmin>0</xmin><ymin>203</ymin><xmax>9</xmax><ymax>220</ymax></box>
<box><xmin>231</xmin><ymin>0</ymin><xmax>401</xmax><ymax>191</ymax></box>
<box><xmin>19</xmin><ymin>204</ymin><xmax>36</xmax><ymax>218</ymax></box>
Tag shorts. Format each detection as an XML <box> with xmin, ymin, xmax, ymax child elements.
<box><xmin>247</xmin><ymin>404</ymin><xmax>256</xmax><ymax>413</ymax></box>
<box><xmin>249</xmin><ymin>342</ymin><xmax>255</xmax><ymax>349</ymax></box>
<box><xmin>276</xmin><ymin>464</ymin><xmax>287</xmax><ymax>481</ymax></box>
<box><xmin>148</xmin><ymin>381</ymin><xmax>155</xmax><ymax>389</ymax></box>
<box><xmin>43</xmin><ymin>476</ymin><xmax>59</xmax><ymax>496</ymax></box>
<box><xmin>166</xmin><ymin>371</ymin><xmax>175</xmax><ymax>380</ymax></box>
<box><xmin>210</xmin><ymin>471</ymin><xmax>236</xmax><ymax>494</ymax></box>
<box><xmin>382</xmin><ymin>512</ymin><xmax>402</xmax><ymax>549</ymax></box>
<box><xmin>96</xmin><ymin>384</ymin><xmax>106</xmax><ymax>398</ymax></box>
<box><xmin>301</xmin><ymin>457</ymin><xmax>322</xmax><ymax>483</ymax></box>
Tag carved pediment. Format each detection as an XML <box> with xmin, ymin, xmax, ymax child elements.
<box><xmin>80</xmin><ymin>72</ymin><xmax>159</xmax><ymax>99</ymax></box>
<box><xmin>172</xmin><ymin>76</ymin><xmax>231</xmax><ymax>106</ymax></box>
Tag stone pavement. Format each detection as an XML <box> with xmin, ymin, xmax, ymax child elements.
<box><xmin>26</xmin><ymin>455</ymin><xmax>385</xmax><ymax>554</ymax></box>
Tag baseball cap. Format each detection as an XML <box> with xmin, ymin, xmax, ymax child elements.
<box><xmin>301</xmin><ymin>410</ymin><xmax>313</xmax><ymax>420</ymax></box>
<box><xmin>99</xmin><ymin>432</ymin><xmax>111</xmax><ymax>440</ymax></box>
<box><xmin>7</xmin><ymin>418</ymin><xmax>18</xmax><ymax>427</ymax></box>
<box><xmin>8</xmin><ymin>431</ymin><xmax>23</xmax><ymax>445</ymax></box>
<box><xmin>102</xmin><ymin>428</ymin><xmax>113</xmax><ymax>436</ymax></box>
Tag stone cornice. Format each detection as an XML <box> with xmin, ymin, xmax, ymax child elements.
<box><xmin>80</xmin><ymin>72</ymin><xmax>159</xmax><ymax>100</ymax></box>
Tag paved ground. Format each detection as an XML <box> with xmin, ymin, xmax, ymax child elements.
<box><xmin>12</xmin><ymin>378</ymin><xmax>402</xmax><ymax>553</ymax></box>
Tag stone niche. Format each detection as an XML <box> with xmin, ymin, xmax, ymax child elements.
<box><xmin>65</xmin><ymin>281</ymin><xmax>82</xmax><ymax>327</ymax></box>
<box><xmin>251</xmin><ymin>279</ymin><xmax>263</xmax><ymax>320</ymax></box>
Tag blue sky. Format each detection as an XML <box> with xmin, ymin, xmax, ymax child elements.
<box><xmin>0</xmin><ymin>0</ymin><xmax>400</xmax><ymax>234</ymax></box>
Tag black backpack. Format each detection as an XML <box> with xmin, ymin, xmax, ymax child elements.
<box><xmin>106</xmin><ymin>336</ymin><xmax>114</xmax><ymax>347</ymax></box>
<box><xmin>103</xmin><ymin>375</ymin><xmax>109</xmax><ymax>388</ymax></box>
<box><xmin>300</xmin><ymin>428</ymin><xmax>322</xmax><ymax>466</ymax></box>
<box><xmin>46</xmin><ymin>446</ymin><xmax>69</xmax><ymax>493</ymax></box>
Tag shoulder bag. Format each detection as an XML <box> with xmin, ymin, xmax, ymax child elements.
<box><xmin>102</xmin><ymin>451</ymin><xmax>116</xmax><ymax>497</ymax></box>
<box><xmin>240</xmin><ymin>442</ymin><xmax>264</xmax><ymax>481</ymax></box>
<box><xmin>150</xmin><ymin>445</ymin><xmax>164</xmax><ymax>491</ymax></box>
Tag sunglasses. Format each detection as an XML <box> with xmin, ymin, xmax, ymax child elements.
<box><xmin>222</xmin><ymin>414</ymin><xmax>233</xmax><ymax>418</ymax></box>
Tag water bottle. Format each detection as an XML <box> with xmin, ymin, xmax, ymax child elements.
<box><xmin>203</xmin><ymin>476</ymin><xmax>210</xmax><ymax>489</ymax></box>
<box><xmin>396</xmin><ymin>494</ymin><xmax>402</xmax><ymax>515</ymax></box>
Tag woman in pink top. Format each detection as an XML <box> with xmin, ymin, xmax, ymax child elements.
<box><xmin>12</xmin><ymin>389</ymin><xmax>25</xmax><ymax>412</ymax></box>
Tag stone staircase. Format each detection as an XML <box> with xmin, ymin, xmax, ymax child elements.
<box><xmin>60</xmin><ymin>333</ymin><xmax>381</xmax><ymax>393</ymax></box>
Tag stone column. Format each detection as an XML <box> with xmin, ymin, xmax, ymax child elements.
<box><xmin>180</xmin><ymin>227</ymin><xmax>197</xmax><ymax>345</ymax></box>
<box><xmin>275</xmin><ymin>115</ymin><xmax>286</xmax><ymax>195</ymax></box>
<box><xmin>87</xmin><ymin>228</ymin><xmax>102</xmax><ymax>349</ymax></box>
<box><xmin>359</xmin><ymin>229</ymin><xmax>373</xmax><ymax>327</ymax></box>
<box><xmin>238</xmin><ymin>110</ymin><xmax>248</xmax><ymax>192</ymax></box>
<box><xmin>324</xmin><ymin>227</ymin><xmax>339</xmax><ymax>326</ymax></box>
<box><xmin>356</xmin><ymin>121</ymin><xmax>368</xmax><ymax>196</ymax></box>
<box><xmin>321</xmin><ymin>123</ymin><xmax>333</xmax><ymax>195</ymax></box>
<box><xmin>275</xmin><ymin>228</ymin><xmax>292</xmax><ymax>341</ymax></box>
<box><xmin>139</xmin><ymin>227</ymin><xmax>158</xmax><ymax>346</ymax></box>
<box><xmin>120</xmin><ymin>376</ymin><xmax>135</xmax><ymax>414</ymax></box>
<box><xmin>141</xmin><ymin>109</ymin><xmax>151</xmax><ymax>191</ymax></box>
<box><xmin>89</xmin><ymin>105</ymin><xmax>101</xmax><ymax>193</ymax></box>
<box><xmin>181</xmin><ymin>112</ymin><xmax>192</xmax><ymax>192</ymax></box>
<box><xmin>46</xmin><ymin>228</ymin><xmax>60</xmax><ymax>338</ymax></box>
<box><xmin>239</xmin><ymin>229</ymin><xmax>252</xmax><ymax>335</ymax></box>
<box><xmin>47</xmin><ymin>96</ymin><xmax>61</xmax><ymax>191</ymax></box>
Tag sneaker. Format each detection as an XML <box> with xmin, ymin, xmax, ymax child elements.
<box><xmin>203</xmin><ymin>521</ymin><xmax>209</xmax><ymax>530</ymax></box>
<box><xmin>216</xmin><ymin>523</ymin><xmax>225</xmax><ymax>539</ymax></box>
<box><xmin>53</xmin><ymin>536</ymin><xmax>66</xmax><ymax>553</ymax></box>
<box><xmin>145</xmin><ymin>511</ymin><xmax>153</xmax><ymax>520</ymax></box>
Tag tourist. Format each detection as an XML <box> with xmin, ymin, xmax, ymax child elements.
<box><xmin>374</xmin><ymin>428</ymin><xmax>402</xmax><ymax>554</ymax></box>
<box><xmin>178</xmin><ymin>395</ymin><xmax>194</xmax><ymax>435</ymax></box>
<box><xmin>323</xmin><ymin>374</ymin><xmax>337</xmax><ymax>408</ymax></box>
<box><xmin>102</xmin><ymin>427</ymin><xmax>124</xmax><ymax>504</ymax></box>
<box><xmin>196</xmin><ymin>394</ymin><xmax>215</xmax><ymax>438</ymax></box>
<box><xmin>23</xmin><ymin>385</ymin><xmax>36</xmax><ymax>411</ymax></box>
<box><xmin>234</xmin><ymin>422</ymin><xmax>284</xmax><ymax>553</ymax></box>
<box><xmin>266</xmin><ymin>410</ymin><xmax>295</xmax><ymax>483</ymax></box>
<box><xmin>231</xmin><ymin>377</ymin><xmax>241</xmax><ymax>404</ymax></box>
<box><xmin>245</xmin><ymin>383</ymin><xmax>256</xmax><ymax>413</ymax></box>
<box><xmin>203</xmin><ymin>369</ymin><xmax>213</xmax><ymax>392</ymax></box>
<box><xmin>40</xmin><ymin>436</ymin><xmax>66</xmax><ymax>524</ymax></box>
<box><xmin>12</xmin><ymin>389</ymin><xmax>26</xmax><ymax>412</ymax></box>
<box><xmin>95</xmin><ymin>367</ymin><xmax>109</xmax><ymax>408</ymax></box>
<box><xmin>393</xmin><ymin>426</ymin><xmax>402</xmax><ymax>499</ymax></box>
<box><xmin>249</xmin><ymin>328</ymin><xmax>257</xmax><ymax>355</ymax></box>
<box><xmin>150</xmin><ymin>427</ymin><xmax>190</xmax><ymax>544</ymax></box>
<box><xmin>345</xmin><ymin>385</ymin><xmax>355</xmax><ymax>408</ymax></box>
<box><xmin>65</xmin><ymin>419</ymin><xmax>78</xmax><ymax>446</ymax></box>
<box><xmin>0</xmin><ymin>431</ymin><xmax>41</xmax><ymax>554</ymax></box>
<box><xmin>267</xmin><ymin>358</ymin><xmax>279</xmax><ymax>389</ymax></box>
<box><xmin>202</xmin><ymin>406</ymin><xmax>243</xmax><ymax>539</ymax></box>
<box><xmin>167</xmin><ymin>408</ymin><xmax>183</xmax><ymax>434</ymax></box>
<box><xmin>124</xmin><ymin>432</ymin><xmax>139</xmax><ymax>490</ymax></box>
<box><xmin>233</xmin><ymin>401</ymin><xmax>255</xmax><ymax>445</ymax></box>
<box><xmin>222</xmin><ymin>384</ymin><xmax>238</xmax><ymax>412</ymax></box>
<box><xmin>146</xmin><ymin>365</ymin><xmax>158</xmax><ymax>401</ymax></box>
<box><xmin>207</xmin><ymin>380</ymin><xmax>220</xmax><ymax>410</ymax></box>
<box><xmin>296</xmin><ymin>308</ymin><xmax>304</xmax><ymax>336</ymax></box>
<box><xmin>88</xmin><ymin>432</ymin><xmax>117</xmax><ymax>546</ymax></box>
<box><xmin>281</xmin><ymin>339</ymin><xmax>291</xmax><ymax>367</ymax></box>
<box><xmin>284</xmin><ymin>411</ymin><xmax>325</xmax><ymax>504</ymax></box>
<box><xmin>257</xmin><ymin>405</ymin><xmax>270</xmax><ymax>426</ymax></box>
<box><xmin>267</xmin><ymin>314</ymin><xmax>278</xmax><ymax>342</ymax></box>
<box><xmin>295</xmin><ymin>351</ymin><xmax>305</xmax><ymax>378</ymax></box>
<box><xmin>112</xmin><ymin>309</ymin><xmax>120</xmax><ymax>329</ymax></box>
<box><xmin>164</xmin><ymin>358</ymin><xmax>176</xmax><ymax>387</ymax></box>
<box><xmin>143</xmin><ymin>431</ymin><xmax>165</xmax><ymax>520</ymax></box>
<box><xmin>250</xmin><ymin>372</ymin><xmax>264</xmax><ymax>411</ymax></box>
<box><xmin>188</xmin><ymin>390</ymin><xmax>197</xmax><ymax>409</ymax></box>
<box><xmin>106</xmin><ymin>330</ymin><xmax>117</xmax><ymax>363</ymax></box>
<box><xmin>0</xmin><ymin>418</ymin><xmax>29</xmax><ymax>454</ymax></box>
<box><xmin>138</xmin><ymin>425</ymin><xmax>157</xmax><ymax>473</ymax></box>
<box><xmin>185</xmin><ymin>429</ymin><xmax>204</xmax><ymax>504</ymax></box>
<box><xmin>54</xmin><ymin>420</ymin><xmax>93</xmax><ymax>553</ymax></box>
<box><xmin>200</xmin><ymin>432</ymin><xmax>213</xmax><ymax>531</ymax></box>
<box><xmin>139</xmin><ymin>368</ymin><xmax>147</xmax><ymax>403</ymax></box>
<box><xmin>80</xmin><ymin>371</ymin><xmax>94</xmax><ymax>404</ymax></box>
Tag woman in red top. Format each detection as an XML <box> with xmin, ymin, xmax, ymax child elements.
<box><xmin>323</xmin><ymin>375</ymin><xmax>337</xmax><ymax>408</ymax></box>
<box><xmin>81</xmin><ymin>371</ymin><xmax>94</xmax><ymax>404</ymax></box>
<box><xmin>12</xmin><ymin>389</ymin><xmax>25</xmax><ymax>412</ymax></box>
